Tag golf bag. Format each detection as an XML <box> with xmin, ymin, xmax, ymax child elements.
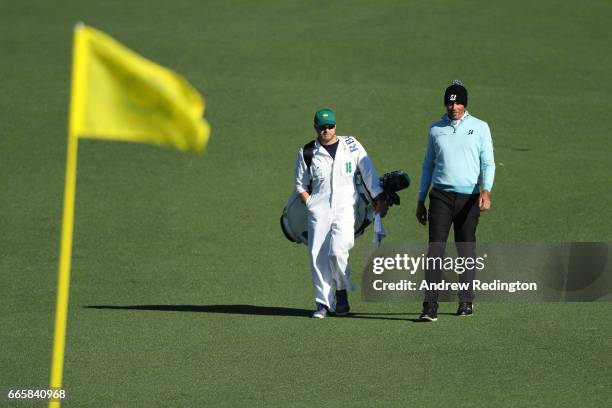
<box><xmin>280</xmin><ymin>141</ymin><xmax>410</xmax><ymax>244</ymax></box>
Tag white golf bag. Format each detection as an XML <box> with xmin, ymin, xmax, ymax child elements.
<box><xmin>280</xmin><ymin>172</ymin><xmax>374</xmax><ymax>245</ymax></box>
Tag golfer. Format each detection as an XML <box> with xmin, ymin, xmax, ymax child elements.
<box><xmin>416</xmin><ymin>80</ymin><xmax>495</xmax><ymax>321</ymax></box>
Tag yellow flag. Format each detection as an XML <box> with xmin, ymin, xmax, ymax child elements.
<box><xmin>69</xmin><ymin>24</ymin><xmax>210</xmax><ymax>152</ymax></box>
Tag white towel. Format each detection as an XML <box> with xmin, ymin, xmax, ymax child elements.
<box><xmin>372</xmin><ymin>214</ymin><xmax>386</xmax><ymax>244</ymax></box>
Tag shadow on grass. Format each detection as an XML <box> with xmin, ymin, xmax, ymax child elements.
<box><xmin>85</xmin><ymin>304</ymin><xmax>312</xmax><ymax>317</ymax></box>
<box><xmin>84</xmin><ymin>304</ymin><xmax>450</xmax><ymax>321</ymax></box>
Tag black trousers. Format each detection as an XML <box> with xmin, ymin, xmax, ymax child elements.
<box><xmin>425</xmin><ymin>188</ymin><xmax>480</xmax><ymax>302</ymax></box>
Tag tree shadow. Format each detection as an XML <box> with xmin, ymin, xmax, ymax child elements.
<box><xmin>84</xmin><ymin>304</ymin><xmax>432</xmax><ymax>321</ymax></box>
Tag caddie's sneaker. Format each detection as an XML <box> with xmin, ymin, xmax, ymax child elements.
<box><xmin>312</xmin><ymin>303</ymin><xmax>328</xmax><ymax>319</ymax></box>
<box><xmin>335</xmin><ymin>290</ymin><xmax>350</xmax><ymax>316</ymax></box>
<box><xmin>457</xmin><ymin>302</ymin><xmax>473</xmax><ymax>316</ymax></box>
<box><xmin>419</xmin><ymin>301</ymin><xmax>438</xmax><ymax>322</ymax></box>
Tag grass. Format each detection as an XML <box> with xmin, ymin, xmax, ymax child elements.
<box><xmin>1</xmin><ymin>1</ymin><xmax>611</xmax><ymax>406</ymax></box>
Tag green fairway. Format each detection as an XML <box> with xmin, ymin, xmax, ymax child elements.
<box><xmin>1</xmin><ymin>0</ymin><xmax>611</xmax><ymax>407</ymax></box>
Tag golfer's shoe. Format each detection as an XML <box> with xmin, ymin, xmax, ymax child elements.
<box><xmin>419</xmin><ymin>301</ymin><xmax>438</xmax><ymax>322</ymax></box>
<box><xmin>312</xmin><ymin>303</ymin><xmax>329</xmax><ymax>319</ymax></box>
<box><xmin>335</xmin><ymin>290</ymin><xmax>350</xmax><ymax>316</ymax></box>
<box><xmin>457</xmin><ymin>302</ymin><xmax>473</xmax><ymax>316</ymax></box>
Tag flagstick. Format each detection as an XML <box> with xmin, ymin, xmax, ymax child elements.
<box><xmin>48</xmin><ymin>131</ymin><xmax>79</xmax><ymax>408</ymax></box>
<box><xmin>49</xmin><ymin>23</ymin><xmax>85</xmax><ymax>408</ymax></box>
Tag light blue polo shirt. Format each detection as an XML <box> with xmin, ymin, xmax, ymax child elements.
<box><xmin>418</xmin><ymin>111</ymin><xmax>495</xmax><ymax>201</ymax></box>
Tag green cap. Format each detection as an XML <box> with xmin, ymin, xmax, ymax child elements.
<box><xmin>314</xmin><ymin>108</ymin><xmax>336</xmax><ymax>126</ymax></box>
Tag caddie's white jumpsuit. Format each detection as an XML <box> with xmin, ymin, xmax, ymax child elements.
<box><xmin>295</xmin><ymin>136</ymin><xmax>383</xmax><ymax>310</ymax></box>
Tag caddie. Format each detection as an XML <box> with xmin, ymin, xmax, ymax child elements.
<box><xmin>295</xmin><ymin>108</ymin><xmax>388</xmax><ymax>318</ymax></box>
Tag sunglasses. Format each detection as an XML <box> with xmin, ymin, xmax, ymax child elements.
<box><xmin>317</xmin><ymin>124</ymin><xmax>336</xmax><ymax>131</ymax></box>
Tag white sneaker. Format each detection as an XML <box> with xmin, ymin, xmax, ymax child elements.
<box><xmin>312</xmin><ymin>303</ymin><xmax>328</xmax><ymax>319</ymax></box>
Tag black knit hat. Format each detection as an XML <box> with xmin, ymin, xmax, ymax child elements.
<box><xmin>444</xmin><ymin>80</ymin><xmax>468</xmax><ymax>106</ymax></box>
